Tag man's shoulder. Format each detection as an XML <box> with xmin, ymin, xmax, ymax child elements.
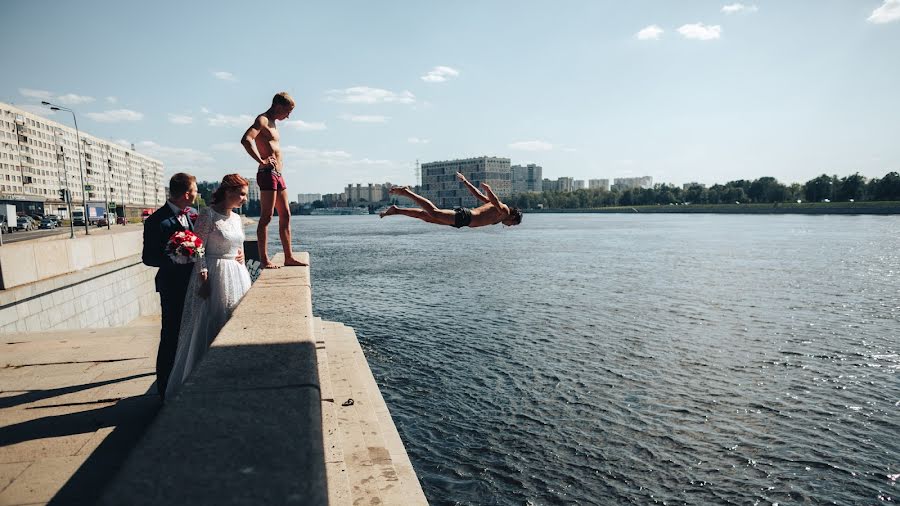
<box><xmin>146</xmin><ymin>205</ymin><xmax>172</xmax><ymax>223</ymax></box>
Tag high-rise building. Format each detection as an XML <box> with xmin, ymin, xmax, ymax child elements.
<box><xmin>557</xmin><ymin>177</ymin><xmax>574</xmax><ymax>192</ymax></box>
<box><xmin>421</xmin><ymin>156</ymin><xmax>511</xmax><ymax>208</ymax></box>
<box><xmin>542</xmin><ymin>178</ymin><xmax>558</xmax><ymax>192</ymax></box>
<box><xmin>0</xmin><ymin>102</ymin><xmax>165</xmax><ymax>217</ymax></box>
<box><xmin>296</xmin><ymin>193</ymin><xmax>322</xmax><ymax>205</ymax></box>
<box><xmin>573</xmin><ymin>180</ymin><xmax>586</xmax><ymax>190</ymax></box>
<box><xmin>247</xmin><ymin>178</ymin><xmax>260</xmax><ymax>203</ymax></box>
<box><xmin>345</xmin><ymin>183</ymin><xmax>389</xmax><ymax>204</ymax></box>
<box><xmin>588</xmin><ymin>179</ymin><xmax>610</xmax><ymax>191</ymax></box>
<box><xmin>612</xmin><ymin>176</ymin><xmax>653</xmax><ymax>190</ymax></box>
<box><xmin>511</xmin><ymin>163</ymin><xmax>543</xmax><ymax>193</ymax></box>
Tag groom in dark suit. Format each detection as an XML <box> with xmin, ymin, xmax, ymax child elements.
<box><xmin>142</xmin><ymin>173</ymin><xmax>199</xmax><ymax>399</ymax></box>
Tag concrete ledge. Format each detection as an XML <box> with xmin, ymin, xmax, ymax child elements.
<box><xmin>0</xmin><ymin>254</ymin><xmax>159</xmax><ymax>334</ymax></box>
<box><xmin>0</xmin><ymin>229</ymin><xmax>143</xmax><ymax>290</ymax></box>
<box><xmin>99</xmin><ymin>252</ymin><xmax>328</xmax><ymax>505</ymax></box>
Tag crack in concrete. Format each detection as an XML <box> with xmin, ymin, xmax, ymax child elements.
<box><xmin>4</xmin><ymin>357</ymin><xmax>148</xmax><ymax>369</ymax></box>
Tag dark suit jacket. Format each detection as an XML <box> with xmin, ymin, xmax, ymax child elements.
<box><xmin>142</xmin><ymin>203</ymin><xmax>197</xmax><ymax>293</ymax></box>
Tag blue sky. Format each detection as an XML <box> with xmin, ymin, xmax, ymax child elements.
<box><xmin>2</xmin><ymin>0</ymin><xmax>898</xmax><ymax>194</ymax></box>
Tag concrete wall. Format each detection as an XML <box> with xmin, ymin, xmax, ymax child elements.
<box><xmin>0</xmin><ymin>253</ymin><xmax>159</xmax><ymax>334</ymax></box>
<box><xmin>100</xmin><ymin>252</ymin><xmax>328</xmax><ymax>505</ymax></box>
<box><xmin>0</xmin><ymin>230</ymin><xmax>144</xmax><ymax>290</ymax></box>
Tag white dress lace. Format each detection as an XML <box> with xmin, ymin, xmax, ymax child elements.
<box><xmin>166</xmin><ymin>207</ymin><xmax>252</xmax><ymax>399</ymax></box>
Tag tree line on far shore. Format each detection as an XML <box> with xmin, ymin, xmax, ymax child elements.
<box><xmin>510</xmin><ymin>172</ymin><xmax>900</xmax><ymax>210</ymax></box>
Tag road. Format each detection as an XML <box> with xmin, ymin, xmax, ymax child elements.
<box><xmin>0</xmin><ymin>224</ymin><xmax>126</xmax><ymax>244</ymax></box>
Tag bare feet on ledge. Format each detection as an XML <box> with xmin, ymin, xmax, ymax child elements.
<box><xmin>284</xmin><ymin>256</ymin><xmax>309</xmax><ymax>267</ymax></box>
<box><xmin>379</xmin><ymin>205</ymin><xmax>399</xmax><ymax>218</ymax></box>
<box><xmin>262</xmin><ymin>260</ymin><xmax>281</xmax><ymax>269</ymax></box>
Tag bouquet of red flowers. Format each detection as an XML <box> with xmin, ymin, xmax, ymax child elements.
<box><xmin>166</xmin><ymin>230</ymin><xmax>205</xmax><ymax>264</ymax></box>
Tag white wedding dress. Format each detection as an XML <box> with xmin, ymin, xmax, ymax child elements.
<box><xmin>166</xmin><ymin>206</ymin><xmax>252</xmax><ymax>399</ymax></box>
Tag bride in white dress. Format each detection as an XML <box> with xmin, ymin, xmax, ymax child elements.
<box><xmin>166</xmin><ymin>174</ymin><xmax>253</xmax><ymax>399</ymax></box>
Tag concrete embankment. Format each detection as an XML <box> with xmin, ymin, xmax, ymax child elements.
<box><xmin>99</xmin><ymin>253</ymin><xmax>427</xmax><ymax>505</ymax></box>
<box><xmin>0</xmin><ymin>225</ymin><xmax>160</xmax><ymax>334</ymax></box>
<box><xmin>530</xmin><ymin>202</ymin><xmax>900</xmax><ymax>215</ymax></box>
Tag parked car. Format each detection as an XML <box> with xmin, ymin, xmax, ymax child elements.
<box><xmin>16</xmin><ymin>216</ymin><xmax>36</xmax><ymax>231</ymax></box>
<box><xmin>39</xmin><ymin>218</ymin><xmax>58</xmax><ymax>229</ymax></box>
<box><xmin>46</xmin><ymin>214</ymin><xmax>61</xmax><ymax>226</ymax></box>
<box><xmin>95</xmin><ymin>216</ymin><xmax>109</xmax><ymax>227</ymax></box>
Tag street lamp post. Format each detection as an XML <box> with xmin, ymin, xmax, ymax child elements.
<box><xmin>55</xmin><ymin>130</ymin><xmax>75</xmax><ymax>238</ymax></box>
<box><xmin>104</xmin><ymin>145</ymin><xmax>111</xmax><ymax>229</ymax></box>
<box><xmin>42</xmin><ymin>102</ymin><xmax>89</xmax><ymax>235</ymax></box>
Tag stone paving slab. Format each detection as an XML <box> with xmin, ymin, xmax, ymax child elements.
<box><xmin>0</xmin><ymin>317</ymin><xmax>161</xmax><ymax>506</ymax></box>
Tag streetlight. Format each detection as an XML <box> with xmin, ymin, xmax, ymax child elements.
<box><xmin>54</xmin><ymin>129</ymin><xmax>75</xmax><ymax>239</ymax></box>
<box><xmin>42</xmin><ymin>101</ymin><xmax>89</xmax><ymax>235</ymax></box>
<box><xmin>103</xmin><ymin>145</ymin><xmax>111</xmax><ymax>229</ymax></box>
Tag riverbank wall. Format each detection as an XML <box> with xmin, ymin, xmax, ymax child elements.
<box><xmin>0</xmin><ymin>227</ymin><xmax>159</xmax><ymax>334</ymax></box>
<box><xmin>529</xmin><ymin>201</ymin><xmax>900</xmax><ymax>215</ymax></box>
<box><xmin>98</xmin><ymin>253</ymin><xmax>427</xmax><ymax>505</ymax></box>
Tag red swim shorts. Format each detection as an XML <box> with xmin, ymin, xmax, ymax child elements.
<box><xmin>257</xmin><ymin>168</ymin><xmax>287</xmax><ymax>192</ymax></box>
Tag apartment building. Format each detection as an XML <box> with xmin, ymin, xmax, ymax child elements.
<box><xmin>612</xmin><ymin>176</ymin><xmax>653</xmax><ymax>190</ymax></box>
<box><xmin>421</xmin><ymin>156</ymin><xmax>511</xmax><ymax>208</ymax></box>
<box><xmin>345</xmin><ymin>183</ymin><xmax>389</xmax><ymax>204</ymax></box>
<box><xmin>296</xmin><ymin>193</ymin><xmax>322</xmax><ymax>205</ymax></box>
<box><xmin>0</xmin><ymin>102</ymin><xmax>164</xmax><ymax>217</ymax></box>
<box><xmin>511</xmin><ymin>163</ymin><xmax>543</xmax><ymax>193</ymax></box>
<box><xmin>588</xmin><ymin>179</ymin><xmax>610</xmax><ymax>191</ymax></box>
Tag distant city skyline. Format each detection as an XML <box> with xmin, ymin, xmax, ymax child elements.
<box><xmin>3</xmin><ymin>1</ymin><xmax>898</xmax><ymax>194</ymax></box>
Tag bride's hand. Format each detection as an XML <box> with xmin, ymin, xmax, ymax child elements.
<box><xmin>198</xmin><ymin>280</ymin><xmax>210</xmax><ymax>298</ymax></box>
<box><xmin>198</xmin><ymin>271</ymin><xmax>210</xmax><ymax>298</ymax></box>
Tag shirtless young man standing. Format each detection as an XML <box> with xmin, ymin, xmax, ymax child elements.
<box><xmin>380</xmin><ymin>172</ymin><xmax>523</xmax><ymax>228</ymax></box>
<box><xmin>241</xmin><ymin>92</ymin><xmax>307</xmax><ymax>268</ymax></box>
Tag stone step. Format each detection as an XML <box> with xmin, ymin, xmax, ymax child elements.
<box><xmin>316</xmin><ymin>318</ymin><xmax>427</xmax><ymax>505</ymax></box>
<box><xmin>313</xmin><ymin>318</ymin><xmax>352</xmax><ymax>506</ymax></box>
<box><xmin>3</xmin><ymin>319</ymin><xmax>159</xmax><ymax>344</ymax></box>
<box><xmin>2</xmin><ymin>323</ymin><xmax>160</xmax><ymax>368</ymax></box>
<box><xmin>318</xmin><ymin>319</ymin><xmax>398</xmax><ymax>505</ymax></box>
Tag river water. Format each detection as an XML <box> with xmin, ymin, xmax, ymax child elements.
<box><xmin>269</xmin><ymin>213</ymin><xmax>899</xmax><ymax>505</ymax></box>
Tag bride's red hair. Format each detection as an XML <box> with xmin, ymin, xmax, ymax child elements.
<box><xmin>210</xmin><ymin>173</ymin><xmax>250</xmax><ymax>204</ymax></box>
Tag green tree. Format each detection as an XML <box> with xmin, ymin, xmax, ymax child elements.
<box><xmin>837</xmin><ymin>173</ymin><xmax>866</xmax><ymax>201</ymax></box>
<box><xmin>874</xmin><ymin>172</ymin><xmax>900</xmax><ymax>200</ymax></box>
<box><xmin>804</xmin><ymin>174</ymin><xmax>834</xmax><ymax>202</ymax></box>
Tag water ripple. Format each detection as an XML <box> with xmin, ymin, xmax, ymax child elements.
<box><xmin>276</xmin><ymin>214</ymin><xmax>900</xmax><ymax>505</ymax></box>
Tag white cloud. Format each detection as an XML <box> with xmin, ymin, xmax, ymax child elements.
<box><xmin>200</xmin><ymin>107</ymin><xmax>210</xmax><ymax>114</ymax></box>
<box><xmin>137</xmin><ymin>140</ymin><xmax>215</xmax><ymax>166</ymax></box>
<box><xmin>85</xmin><ymin>109</ymin><xmax>144</xmax><ymax>122</ymax></box>
<box><xmin>868</xmin><ymin>0</ymin><xmax>900</xmax><ymax>23</ymax></box>
<box><xmin>421</xmin><ymin>66</ymin><xmax>460</xmax><ymax>83</ymax></box>
<box><xmin>407</xmin><ymin>137</ymin><xmax>430</xmax><ymax>144</ymax></box>
<box><xmin>211</xmin><ymin>142</ymin><xmax>243</xmax><ymax>153</ymax></box>
<box><xmin>168</xmin><ymin>114</ymin><xmax>194</xmax><ymax>125</ymax></box>
<box><xmin>636</xmin><ymin>25</ymin><xmax>664</xmax><ymax>40</ymax></box>
<box><xmin>207</xmin><ymin>113</ymin><xmax>254</xmax><ymax>127</ymax></box>
<box><xmin>17</xmin><ymin>104</ymin><xmax>56</xmax><ymax>117</ymax></box>
<box><xmin>213</xmin><ymin>71</ymin><xmax>237</xmax><ymax>82</ymax></box>
<box><xmin>19</xmin><ymin>88</ymin><xmax>54</xmax><ymax>100</ymax></box>
<box><xmin>722</xmin><ymin>3</ymin><xmax>758</xmax><ymax>14</ymax></box>
<box><xmin>340</xmin><ymin>114</ymin><xmax>390</xmax><ymax>123</ymax></box>
<box><xmin>509</xmin><ymin>140</ymin><xmax>554</xmax><ymax>151</ymax></box>
<box><xmin>106</xmin><ymin>96</ymin><xmax>118</xmax><ymax>104</ymax></box>
<box><xmin>281</xmin><ymin>145</ymin><xmax>392</xmax><ymax>168</ymax></box>
<box><xmin>678</xmin><ymin>23</ymin><xmax>722</xmax><ymax>40</ymax></box>
<box><xmin>283</xmin><ymin>119</ymin><xmax>327</xmax><ymax>131</ymax></box>
<box><xmin>326</xmin><ymin>87</ymin><xmax>415</xmax><ymax>104</ymax></box>
<box><xmin>56</xmin><ymin>93</ymin><xmax>95</xmax><ymax>105</ymax></box>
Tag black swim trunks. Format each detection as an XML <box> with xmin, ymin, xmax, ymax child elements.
<box><xmin>453</xmin><ymin>207</ymin><xmax>472</xmax><ymax>228</ymax></box>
